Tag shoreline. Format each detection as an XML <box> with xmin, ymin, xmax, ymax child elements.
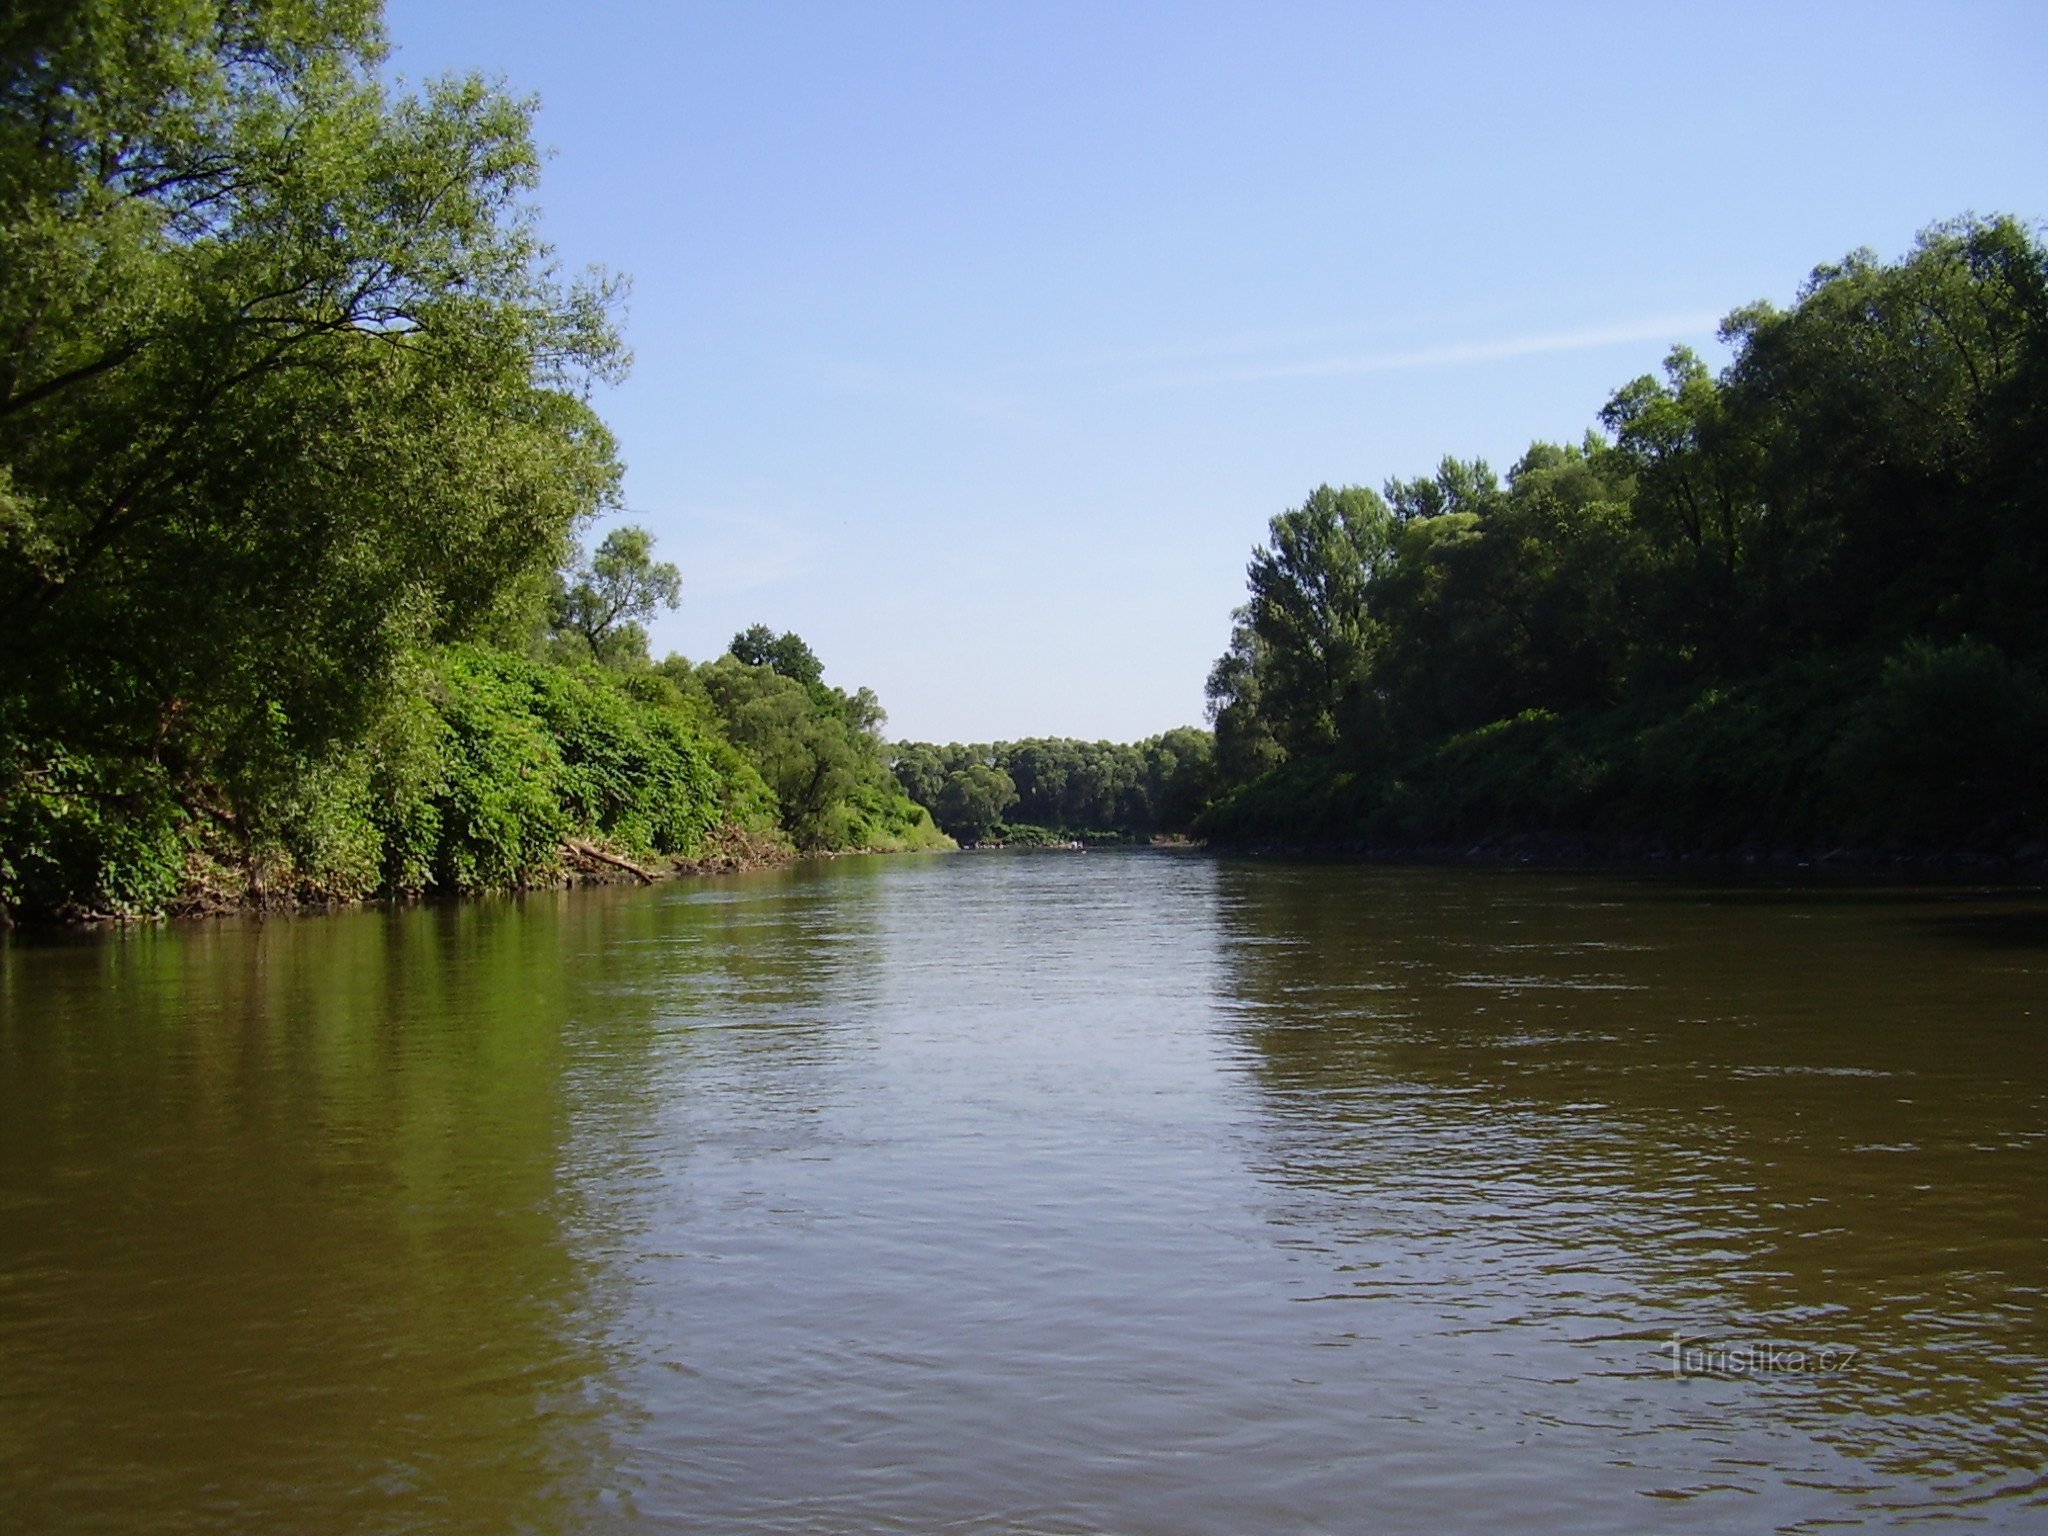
<box><xmin>1205</xmin><ymin>833</ymin><xmax>2048</xmax><ymax>885</ymax></box>
<box><xmin>15</xmin><ymin>832</ymin><xmax>2044</xmax><ymax>932</ymax></box>
<box><xmin>9</xmin><ymin>829</ymin><xmax>812</xmax><ymax>931</ymax></box>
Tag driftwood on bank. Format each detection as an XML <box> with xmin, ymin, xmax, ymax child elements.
<box><xmin>562</xmin><ymin>839</ymin><xmax>656</xmax><ymax>883</ymax></box>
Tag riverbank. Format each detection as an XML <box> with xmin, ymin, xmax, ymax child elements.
<box><xmin>10</xmin><ymin>824</ymin><xmax>802</xmax><ymax>928</ymax></box>
<box><xmin>1208</xmin><ymin>831</ymin><xmax>2048</xmax><ymax>884</ymax></box>
<box><xmin>2</xmin><ymin>643</ymin><xmax>952</xmax><ymax>928</ymax></box>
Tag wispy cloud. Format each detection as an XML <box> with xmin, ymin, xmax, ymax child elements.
<box><xmin>1130</xmin><ymin>312</ymin><xmax>1723</xmax><ymax>388</ymax></box>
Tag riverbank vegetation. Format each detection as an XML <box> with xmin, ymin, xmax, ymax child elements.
<box><xmin>1199</xmin><ymin>217</ymin><xmax>2048</xmax><ymax>861</ymax></box>
<box><xmin>0</xmin><ymin>3</ymin><xmax>939</xmax><ymax>922</ymax></box>
<box><xmin>889</xmin><ymin>734</ymin><xmax>1217</xmax><ymax>845</ymax></box>
<box><xmin>3</xmin><ymin>8</ymin><xmax>2036</xmax><ymax>920</ymax></box>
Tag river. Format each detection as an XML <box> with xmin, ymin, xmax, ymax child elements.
<box><xmin>2</xmin><ymin>852</ymin><xmax>2043</xmax><ymax>1533</ymax></box>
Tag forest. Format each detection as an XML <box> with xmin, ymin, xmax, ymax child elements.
<box><xmin>883</xmin><ymin>216</ymin><xmax>2047</xmax><ymax>863</ymax></box>
<box><xmin>2</xmin><ymin>4</ymin><xmax>2039</xmax><ymax>922</ymax></box>
<box><xmin>1194</xmin><ymin>216</ymin><xmax>2047</xmax><ymax>861</ymax></box>
<box><xmin>887</xmin><ymin>734</ymin><xmax>1217</xmax><ymax>845</ymax></box>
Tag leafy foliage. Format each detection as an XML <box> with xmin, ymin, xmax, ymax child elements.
<box><xmin>551</xmin><ymin>525</ymin><xmax>681</xmax><ymax>667</ymax></box>
<box><xmin>934</xmin><ymin>763</ymin><xmax>1017</xmax><ymax>844</ymax></box>
<box><xmin>0</xmin><ymin>6</ymin><xmax>934</xmax><ymax>919</ymax></box>
<box><xmin>1203</xmin><ymin>217</ymin><xmax>2048</xmax><ymax>854</ymax></box>
<box><xmin>728</xmin><ymin>624</ymin><xmax>824</xmax><ymax>686</ymax></box>
<box><xmin>0</xmin><ymin>0</ymin><xmax>635</xmax><ymax>913</ymax></box>
<box><xmin>890</xmin><ymin>733</ymin><xmax>1219</xmax><ymax>841</ymax></box>
<box><xmin>1242</xmin><ymin>484</ymin><xmax>1394</xmax><ymax>755</ymax></box>
<box><xmin>695</xmin><ymin>636</ymin><xmax>947</xmax><ymax>853</ymax></box>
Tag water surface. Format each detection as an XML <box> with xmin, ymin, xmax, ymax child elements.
<box><xmin>2</xmin><ymin>854</ymin><xmax>2043</xmax><ymax>1532</ymax></box>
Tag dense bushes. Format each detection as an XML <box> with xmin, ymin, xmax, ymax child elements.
<box><xmin>0</xmin><ymin>630</ymin><xmax>964</xmax><ymax>920</ymax></box>
<box><xmin>0</xmin><ymin>746</ymin><xmax>190</xmax><ymax>919</ymax></box>
<box><xmin>684</xmin><ymin>646</ymin><xmax>950</xmax><ymax>854</ymax></box>
<box><xmin>392</xmin><ymin>648</ymin><xmax>775</xmax><ymax>892</ymax></box>
<box><xmin>1826</xmin><ymin>641</ymin><xmax>2048</xmax><ymax>847</ymax></box>
<box><xmin>0</xmin><ymin>648</ymin><xmax>788</xmax><ymax>918</ymax></box>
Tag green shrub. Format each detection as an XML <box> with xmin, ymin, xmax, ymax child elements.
<box><xmin>0</xmin><ymin>745</ymin><xmax>189</xmax><ymax>917</ymax></box>
<box><xmin>404</xmin><ymin>646</ymin><xmax>783</xmax><ymax>893</ymax></box>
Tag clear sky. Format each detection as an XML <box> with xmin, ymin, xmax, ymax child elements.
<box><xmin>383</xmin><ymin>0</ymin><xmax>2047</xmax><ymax>744</ymax></box>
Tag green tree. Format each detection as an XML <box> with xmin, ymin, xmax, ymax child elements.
<box><xmin>695</xmin><ymin>647</ymin><xmax>938</xmax><ymax>852</ymax></box>
<box><xmin>1239</xmin><ymin>485</ymin><xmax>1393</xmax><ymax>755</ymax></box>
<box><xmin>1143</xmin><ymin>726</ymin><xmax>1218</xmax><ymax>831</ymax></box>
<box><xmin>1709</xmin><ymin>218</ymin><xmax>2048</xmax><ymax>661</ymax></box>
<box><xmin>729</xmin><ymin>624</ymin><xmax>824</xmax><ymax>686</ymax></box>
<box><xmin>1202</xmin><ymin>216</ymin><xmax>2048</xmax><ymax>856</ymax></box>
<box><xmin>0</xmin><ymin>0</ymin><xmax>626</xmax><ymax>911</ymax></box>
<box><xmin>890</xmin><ymin>742</ymin><xmax>948</xmax><ymax>807</ymax></box>
<box><xmin>934</xmin><ymin>764</ymin><xmax>1017</xmax><ymax>843</ymax></box>
<box><xmin>1004</xmin><ymin>739</ymin><xmax>1075</xmax><ymax>826</ymax></box>
<box><xmin>1362</xmin><ymin>442</ymin><xmax>1642</xmax><ymax>740</ymax></box>
<box><xmin>553</xmin><ymin>525</ymin><xmax>681</xmax><ymax>667</ymax></box>
<box><xmin>1205</xmin><ymin>607</ymin><xmax>1287</xmax><ymax>785</ymax></box>
<box><xmin>696</xmin><ymin>655</ymin><xmax>858</xmax><ymax>848</ymax></box>
<box><xmin>890</xmin><ymin>732</ymin><xmax>1217</xmax><ymax>837</ymax></box>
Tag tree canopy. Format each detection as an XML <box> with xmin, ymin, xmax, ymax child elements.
<box><xmin>729</xmin><ymin>624</ymin><xmax>824</xmax><ymax>686</ymax></box>
<box><xmin>0</xmin><ymin>2</ymin><xmax>950</xmax><ymax>917</ymax></box>
<box><xmin>889</xmin><ymin>733</ymin><xmax>1219</xmax><ymax>842</ymax></box>
<box><xmin>1200</xmin><ymin>217</ymin><xmax>2048</xmax><ymax>855</ymax></box>
<box><xmin>552</xmin><ymin>525</ymin><xmax>680</xmax><ymax>666</ymax></box>
<box><xmin>1</xmin><ymin>0</ymin><xmax>630</xmax><ymax>907</ymax></box>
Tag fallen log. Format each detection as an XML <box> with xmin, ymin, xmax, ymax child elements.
<box><xmin>563</xmin><ymin>839</ymin><xmax>656</xmax><ymax>884</ymax></box>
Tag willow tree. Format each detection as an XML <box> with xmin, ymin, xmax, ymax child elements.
<box><xmin>0</xmin><ymin>1</ymin><xmax>626</xmax><ymax>909</ymax></box>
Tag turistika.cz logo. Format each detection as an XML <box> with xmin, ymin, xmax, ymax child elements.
<box><xmin>1666</xmin><ymin>1337</ymin><xmax>1858</xmax><ymax>1378</ymax></box>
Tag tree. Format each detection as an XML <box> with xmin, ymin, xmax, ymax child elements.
<box><xmin>887</xmin><ymin>732</ymin><xmax>1217</xmax><ymax>837</ymax></box>
<box><xmin>840</xmin><ymin>685</ymin><xmax>886</xmax><ymax>737</ymax></box>
<box><xmin>694</xmin><ymin>640</ymin><xmax>924</xmax><ymax>850</ymax></box>
<box><xmin>729</xmin><ymin>624</ymin><xmax>823</xmax><ymax>685</ymax></box>
<box><xmin>1706</xmin><ymin>217</ymin><xmax>2048</xmax><ymax>662</ymax></box>
<box><xmin>934</xmin><ymin>764</ymin><xmax>1016</xmax><ymax>844</ymax></box>
<box><xmin>1199</xmin><ymin>216</ymin><xmax>2048</xmax><ymax>854</ymax></box>
<box><xmin>1143</xmin><ymin>726</ymin><xmax>1219</xmax><ymax>832</ymax></box>
<box><xmin>1004</xmin><ymin>739</ymin><xmax>1075</xmax><ymax>826</ymax></box>
<box><xmin>890</xmin><ymin>742</ymin><xmax>948</xmax><ymax>807</ymax></box>
<box><xmin>1359</xmin><ymin>442</ymin><xmax>1642</xmax><ymax>739</ymax></box>
<box><xmin>1205</xmin><ymin>608</ymin><xmax>1286</xmax><ymax>785</ymax></box>
<box><xmin>697</xmin><ymin>655</ymin><xmax>859</xmax><ymax>848</ymax></box>
<box><xmin>1239</xmin><ymin>485</ymin><xmax>1393</xmax><ymax>755</ymax></box>
<box><xmin>1384</xmin><ymin>456</ymin><xmax>1500</xmax><ymax>525</ymax></box>
<box><xmin>0</xmin><ymin>0</ymin><xmax>627</xmax><ymax>899</ymax></box>
<box><xmin>553</xmin><ymin>525</ymin><xmax>680</xmax><ymax>665</ymax></box>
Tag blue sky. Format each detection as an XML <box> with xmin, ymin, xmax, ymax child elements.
<box><xmin>384</xmin><ymin>0</ymin><xmax>2048</xmax><ymax>743</ymax></box>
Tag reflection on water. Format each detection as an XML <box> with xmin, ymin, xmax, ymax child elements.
<box><xmin>1211</xmin><ymin>865</ymin><xmax>2048</xmax><ymax>1527</ymax></box>
<box><xmin>1</xmin><ymin>855</ymin><xmax>2042</xmax><ymax>1532</ymax></box>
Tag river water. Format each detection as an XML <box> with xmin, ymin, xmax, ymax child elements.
<box><xmin>2</xmin><ymin>852</ymin><xmax>2043</xmax><ymax>1533</ymax></box>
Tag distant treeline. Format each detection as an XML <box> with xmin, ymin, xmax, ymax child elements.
<box><xmin>0</xmin><ymin>7</ymin><xmax>941</xmax><ymax>921</ymax></box>
<box><xmin>1197</xmin><ymin>217</ymin><xmax>2048</xmax><ymax>858</ymax></box>
<box><xmin>889</xmin><ymin>734</ymin><xmax>1216</xmax><ymax>844</ymax></box>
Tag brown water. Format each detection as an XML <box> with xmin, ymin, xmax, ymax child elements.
<box><xmin>1</xmin><ymin>853</ymin><xmax>2043</xmax><ymax>1533</ymax></box>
